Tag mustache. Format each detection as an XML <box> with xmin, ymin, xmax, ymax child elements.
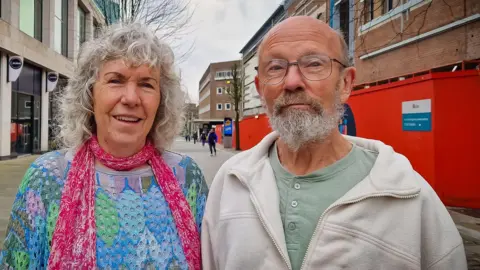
<box><xmin>273</xmin><ymin>93</ymin><xmax>324</xmax><ymax>115</ymax></box>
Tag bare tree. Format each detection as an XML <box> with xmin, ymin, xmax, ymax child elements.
<box><xmin>95</xmin><ymin>0</ymin><xmax>195</xmax><ymax>59</ymax></box>
<box><xmin>226</xmin><ymin>63</ymin><xmax>243</xmax><ymax>151</ymax></box>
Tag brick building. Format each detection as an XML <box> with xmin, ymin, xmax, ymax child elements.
<box><xmin>329</xmin><ymin>0</ymin><xmax>480</xmax><ymax>84</ymax></box>
<box><xmin>285</xmin><ymin>0</ymin><xmax>327</xmax><ymax>18</ymax></box>
<box><xmin>197</xmin><ymin>60</ymin><xmax>240</xmax><ymax>130</ymax></box>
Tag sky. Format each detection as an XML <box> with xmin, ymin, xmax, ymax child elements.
<box><xmin>175</xmin><ymin>0</ymin><xmax>284</xmax><ymax>104</ymax></box>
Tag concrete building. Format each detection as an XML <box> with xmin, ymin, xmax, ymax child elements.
<box><xmin>329</xmin><ymin>0</ymin><xmax>480</xmax><ymax>84</ymax></box>
<box><xmin>182</xmin><ymin>102</ymin><xmax>199</xmax><ymax>136</ymax></box>
<box><xmin>196</xmin><ymin>60</ymin><xmax>240</xmax><ymax>132</ymax></box>
<box><xmin>0</xmin><ymin>0</ymin><xmax>105</xmax><ymax>159</ymax></box>
<box><xmin>284</xmin><ymin>0</ymin><xmax>327</xmax><ymax>19</ymax></box>
<box><xmin>239</xmin><ymin>5</ymin><xmax>287</xmax><ymax>118</ymax></box>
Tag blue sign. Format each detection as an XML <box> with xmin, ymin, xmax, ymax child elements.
<box><xmin>402</xmin><ymin>99</ymin><xmax>432</xmax><ymax>132</ymax></box>
<box><xmin>339</xmin><ymin>104</ymin><xmax>356</xmax><ymax>136</ymax></box>
<box><xmin>224</xmin><ymin>118</ymin><xmax>233</xmax><ymax>136</ymax></box>
<box><xmin>402</xmin><ymin>113</ymin><xmax>432</xmax><ymax>131</ymax></box>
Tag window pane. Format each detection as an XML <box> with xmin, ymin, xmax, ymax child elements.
<box><xmin>20</xmin><ymin>0</ymin><xmax>35</xmax><ymax>37</ymax></box>
<box><xmin>33</xmin><ymin>95</ymin><xmax>41</xmax><ymax>152</ymax></box>
<box><xmin>55</xmin><ymin>0</ymin><xmax>62</xmax><ymax>18</ymax></box>
<box><xmin>34</xmin><ymin>0</ymin><xmax>42</xmax><ymax>41</ymax></box>
<box><xmin>54</xmin><ymin>17</ymin><xmax>62</xmax><ymax>53</ymax></box>
<box><xmin>62</xmin><ymin>0</ymin><xmax>68</xmax><ymax>56</ymax></box>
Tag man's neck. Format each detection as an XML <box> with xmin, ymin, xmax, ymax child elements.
<box><xmin>276</xmin><ymin>131</ymin><xmax>353</xmax><ymax>176</ymax></box>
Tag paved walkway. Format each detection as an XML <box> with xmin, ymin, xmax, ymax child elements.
<box><xmin>0</xmin><ymin>155</ymin><xmax>39</xmax><ymax>241</ymax></box>
<box><xmin>0</xmin><ymin>142</ymin><xmax>479</xmax><ymax>268</ymax></box>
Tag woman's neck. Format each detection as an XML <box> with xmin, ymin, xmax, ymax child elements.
<box><xmin>97</xmin><ymin>136</ymin><xmax>145</xmax><ymax>158</ymax></box>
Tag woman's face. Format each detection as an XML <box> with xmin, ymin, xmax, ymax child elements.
<box><xmin>92</xmin><ymin>59</ymin><xmax>161</xmax><ymax>157</ymax></box>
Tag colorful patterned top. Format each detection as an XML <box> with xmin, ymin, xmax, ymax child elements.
<box><xmin>0</xmin><ymin>150</ymin><xmax>208</xmax><ymax>269</ymax></box>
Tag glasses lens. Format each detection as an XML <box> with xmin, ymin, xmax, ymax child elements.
<box><xmin>263</xmin><ymin>60</ymin><xmax>287</xmax><ymax>85</ymax></box>
<box><xmin>299</xmin><ymin>55</ymin><xmax>332</xmax><ymax>81</ymax></box>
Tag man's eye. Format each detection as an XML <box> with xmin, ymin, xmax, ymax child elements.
<box><xmin>306</xmin><ymin>61</ymin><xmax>323</xmax><ymax>67</ymax></box>
<box><xmin>268</xmin><ymin>65</ymin><xmax>285</xmax><ymax>71</ymax></box>
<box><xmin>108</xmin><ymin>79</ymin><xmax>121</xmax><ymax>84</ymax></box>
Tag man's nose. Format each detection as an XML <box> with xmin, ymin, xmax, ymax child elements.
<box><xmin>121</xmin><ymin>82</ymin><xmax>141</xmax><ymax>106</ymax></box>
<box><xmin>283</xmin><ymin>65</ymin><xmax>305</xmax><ymax>91</ymax></box>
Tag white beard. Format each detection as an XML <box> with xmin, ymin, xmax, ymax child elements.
<box><xmin>265</xmin><ymin>90</ymin><xmax>345</xmax><ymax>152</ymax></box>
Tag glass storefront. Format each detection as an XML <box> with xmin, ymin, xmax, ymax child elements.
<box><xmin>10</xmin><ymin>62</ymin><xmax>42</xmax><ymax>155</ymax></box>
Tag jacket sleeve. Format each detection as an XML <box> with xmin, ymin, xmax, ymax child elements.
<box><xmin>201</xmin><ymin>162</ymin><xmax>228</xmax><ymax>270</ymax></box>
<box><xmin>426</xmin><ymin>243</ymin><xmax>467</xmax><ymax>270</ymax></box>
<box><xmin>201</xmin><ymin>215</ymin><xmax>217</xmax><ymax>270</ymax></box>
<box><xmin>416</xmin><ymin>172</ymin><xmax>468</xmax><ymax>270</ymax></box>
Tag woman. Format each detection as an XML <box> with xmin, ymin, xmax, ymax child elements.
<box><xmin>0</xmin><ymin>23</ymin><xmax>208</xmax><ymax>269</ymax></box>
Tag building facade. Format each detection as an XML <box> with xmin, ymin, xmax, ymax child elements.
<box><xmin>0</xmin><ymin>0</ymin><xmax>105</xmax><ymax>159</ymax></box>
<box><xmin>285</xmin><ymin>0</ymin><xmax>327</xmax><ymax>18</ymax></box>
<box><xmin>239</xmin><ymin>5</ymin><xmax>287</xmax><ymax>118</ymax></box>
<box><xmin>197</xmin><ymin>60</ymin><xmax>240</xmax><ymax>129</ymax></box>
<box><xmin>329</xmin><ymin>0</ymin><xmax>480</xmax><ymax>84</ymax></box>
<box><xmin>182</xmin><ymin>102</ymin><xmax>199</xmax><ymax>136</ymax></box>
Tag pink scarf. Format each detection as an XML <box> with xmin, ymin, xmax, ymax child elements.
<box><xmin>48</xmin><ymin>136</ymin><xmax>200</xmax><ymax>269</ymax></box>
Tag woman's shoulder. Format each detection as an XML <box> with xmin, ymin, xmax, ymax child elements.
<box><xmin>162</xmin><ymin>150</ymin><xmax>199</xmax><ymax>171</ymax></box>
<box><xmin>24</xmin><ymin>150</ymin><xmax>70</xmax><ymax>189</ymax></box>
<box><xmin>31</xmin><ymin>150</ymin><xmax>69</xmax><ymax>174</ymax></box>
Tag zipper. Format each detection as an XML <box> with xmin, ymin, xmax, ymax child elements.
<box><xmin>231</xmin><ymin>171</ymin><xmax>292</xmax><ymax>270</ymax></box>
<box><xmin>299</xmin><ymin>192</ymin><xmax>420</xmax><ymax>270</ymax></box>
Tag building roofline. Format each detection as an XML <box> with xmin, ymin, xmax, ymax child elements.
<box><xmin>239</xmin><ymin>4</ymin><xmax>286</xmax><ymax>54</ymax></box>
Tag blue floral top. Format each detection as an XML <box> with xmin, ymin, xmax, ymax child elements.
<box><xmin>0</xmin><ymin>150</ymin><xmax>208</xmax><ymax>269</ymax></box>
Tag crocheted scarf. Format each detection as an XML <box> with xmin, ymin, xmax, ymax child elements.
<box><xmin>47</xmin><ymin>136</ymin><xmax>200</xmax><ymax>269</ymax></box>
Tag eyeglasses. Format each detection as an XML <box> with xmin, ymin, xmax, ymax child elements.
<box><xmin>255</xmin><ymin>54</ymin><xmax>347</xmax><ymax>85</ymax></box>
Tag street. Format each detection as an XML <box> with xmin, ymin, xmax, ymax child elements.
<box><xmin>171</xmin><ymin>138</ymin><xmax>236</xmax><ymax>186</ymax></box>
<box><xmin>0</xmin><ymin>141</ymin><xmax>479</xmax><ymax>268</ymax></box>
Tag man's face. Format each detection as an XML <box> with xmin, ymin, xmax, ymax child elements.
<box><xmin>255</xmin><ymin>17</ymin><xmax>355</xmax><ymax>150</ymax></box>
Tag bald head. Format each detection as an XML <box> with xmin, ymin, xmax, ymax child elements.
<box><xmin>258</xmin><ymin>16</ymin><xmax>349</xmax><ymax>66</ymax></box>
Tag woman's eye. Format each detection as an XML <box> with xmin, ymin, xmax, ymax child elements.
<box><xmin>140</xmin><ymin>83</ymin><xmax>154</xmax><ymax>89</ymax></box>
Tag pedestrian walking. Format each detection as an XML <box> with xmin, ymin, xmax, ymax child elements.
<box><xmin>192</xmin><ymin>133</ymin><xmax>198</xmax><ymax>144</ymax></box>
<box><xmin>201</xmin><ymin>133</ymin><xmax>207</xmax><ymax>147</ymax></box>
<box><xmin>202</xmin><ymin>16</ymin><xmax>466</xmax><ymax>270</ymax></box>
<box><xmin>1</xmin><ymin>23</ymin><xmax>208</xmax><ymax>270</ymax></box>
<box><xmin>207</xmin><ymin>129</ymin><xmax>217</xmax><ymax>156</ymax></box>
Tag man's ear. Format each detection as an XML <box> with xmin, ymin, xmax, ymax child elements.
<box><xmin>255</xmin><ymin>75</ymin><xmax>263</xmax><ymax>98</ymax></box>
<box><xmin>340</xmin><ymin>67</ymin><xmax>356</xmax><ymax>103</ymax></box>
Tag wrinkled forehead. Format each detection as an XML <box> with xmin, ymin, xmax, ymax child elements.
<box><xmin>259</xmin><ymin>20</ymin><xmax>341</xmax><ymax>62</ymax></box>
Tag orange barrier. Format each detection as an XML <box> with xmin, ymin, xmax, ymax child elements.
<box><xmin>216</xmin><ymin>71</ymin><xmax>479</xmax><ymax>208</ymax></box>
<box><xmin>349</xmin><ymin>70</ymin><xmax>480</xmax><ymax>208</ymax></box>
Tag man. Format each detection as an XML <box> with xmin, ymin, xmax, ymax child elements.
<box><xmin>208</xmin><ymin>129</ymin><xmax>217</xmax><ymax>156</ymax></box>
<box><xmin>201</xmin><ymin>132</ymin><xmax>207</xmax><ymax>147</ymax></box>
<box><xmin>193</xmin><ymin>132</ymin><xmax>198</xmax><ymax>144</ymax></box>
<box><xmin>202</xmin><ymin>16</ymin><xmax>466</xmax><ymax>269</ymax></box>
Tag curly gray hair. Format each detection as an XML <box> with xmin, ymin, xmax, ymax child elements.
<box><xmin>56</xmin><ymin>23</ymin><xmax>184</xmax><ymax>152</ymax></box>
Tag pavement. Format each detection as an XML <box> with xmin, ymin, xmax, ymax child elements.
<box><xmin>0</xmin><ymin>140</ymin><xmax>479</xmax><ymax>268</ymax></box>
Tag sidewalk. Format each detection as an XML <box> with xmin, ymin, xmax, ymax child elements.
<box><xmin>0</xmin><ymin>155</ymin><xmax>39</xmax><ymax>241</ymax></box>
<box><xmin>448</xmin><ymin>207</ymin><xmax>480</xmax><ymax>269</ymax></box>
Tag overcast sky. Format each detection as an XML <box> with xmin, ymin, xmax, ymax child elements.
<box><xmin>176</xmin><ymin>0</ymin><xmax>284</xmax><ymax>104</ymax></box>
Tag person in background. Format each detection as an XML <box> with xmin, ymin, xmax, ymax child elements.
<box><xmin>1</xmin><ymin>23</ymin><xmax>208</xmax><ymax>270</ymax></box>
<box><xmin>192</xmin><ymin>132</ymin><xmax>198</xmax><ymax>144</ymax></box>
<box><xmin>202</xmin><ymin>16</ymin><xmax>466</xmax><ymax>270</ymax></box>
<box><xmin>207</xmin><ymin>129</ymin><xmax>217</xmax><ymax>156</ymax></box>
<box><xmin>201</xmin><ymin>132</ymin><xmax>207</xmax><ymax>147</ymax></box>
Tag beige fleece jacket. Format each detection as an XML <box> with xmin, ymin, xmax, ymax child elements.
<box><xmin>202</xmin><ymin>132</ymin><xmax>467</xmax><ymax>270</ymax></box>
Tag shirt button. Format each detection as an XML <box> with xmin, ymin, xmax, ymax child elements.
<box><xmin>291</xmin><ymin>200</ymin><xmax>298</xmax><ymax>208</ymax></box>
<box><xmin>288</xmin><ymin>222</ymin><xmax>296</xmax><ymax>230</ymax></box>
<box><xmin>294</xmin><ymin>183</ymin><xmax>301</xmax><ymax>190</ymax></box>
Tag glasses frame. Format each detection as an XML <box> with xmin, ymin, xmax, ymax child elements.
<box><xmin>255</xmin><ymin>55</ymin><xmax>348</xmax><ymax>85</ymax></box>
